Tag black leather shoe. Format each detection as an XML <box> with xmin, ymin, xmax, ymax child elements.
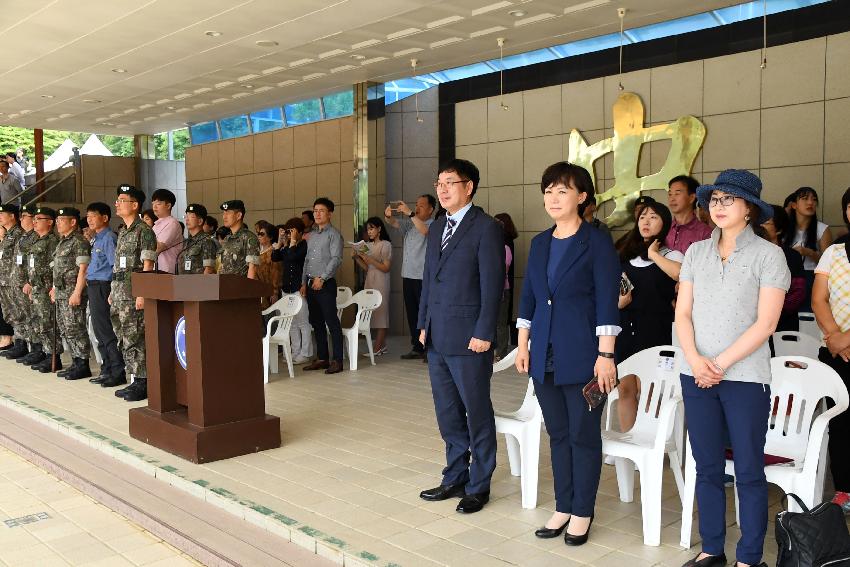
<box><xmin>681</xmin><ymin>554</ymin><xmax>727</xmax><ymax>567</ymax></box>
<box><xmin>419</xmin><ymin>483</ymin><xmax>466</xmax><ymax>501</ymax></box>
<box><xmin>534</xmin><ymin>520</ymin><xmax>569</xmax><ymax>539</ymax></box>
<box><xmin>456</xmin><ymin>492</ymin><xmax>489</xmax><ymax>514</ymax></box>
<box><xmin>90</xmin><ymin>373</ymin><xmax>110</xmax><ymax>384</ymax></box>
<box><xmin>400</xmin><ymin>350</ymin><xmax>425</xmax><ymax>360</ymax></box>
<box><xmin>564</xmin><ymin>516</ymin><xmax>593</xmax><ymax>546</ymax></box>
<box><xmin>101</xmin><ymin>373</ymin><xmax>128</xmax><ymax>388</ymax></box>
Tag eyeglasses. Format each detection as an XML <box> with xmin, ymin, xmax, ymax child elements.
<box><xmin>708</xmin><ymin>195</ymin><xmax>737</xmax><ymax>208</ymax></box>
<box><xmin>33</xmin><ymin>217</ymin><xmax>53</xmax><ymax>222</ymax></box>
<box><xmin>115</xmin><ymin>198</ymin><xmax>137</xmax><ymax>204</ymax></box>
<box><xmin>433</xmin><ymin>179</ymin><xmax>469</xmax><ymax>191</ymax></box>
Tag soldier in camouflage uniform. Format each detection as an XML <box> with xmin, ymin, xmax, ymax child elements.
<box><xmin>0</xmin><ymin>204</ymin><xmax>24</xmax><ymax>356</ymax></box>
<box><xmin>4</xmin><ymin>206</ymin><xmax>37</xmax><ymax>361</ymax></box>
<box><xmin>25</xmin><ymin>207</ymin><xmax>61</xmax><ymax>373</ymax></box>
<box><xmin>108</xmin><ymin>185</ymin><xmax>157</xmax><ymax>402</ymax></box>
<box><xmin>177</xmin><ymin>204</ymin><xmax>216</xmax><ymax>275</ymax></box>
<box><xmin>218</xmin><ymin>200</ymin><xmax>260</xmax><ymax>278</ymax></box>
<box><xmin>51</xmin><ymin>207</ymin><xmax>92</xmax><ymax>380</ymax></box>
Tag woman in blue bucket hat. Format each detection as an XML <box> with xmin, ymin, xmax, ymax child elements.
<box><xmin>675</xmin><ymin>170</ymin><xmax>790</xmax><ymax>567</ymax></box>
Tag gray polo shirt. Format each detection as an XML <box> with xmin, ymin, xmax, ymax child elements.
<box><xmin>302</xmin><ymin>223</ymin><xmax>343</xmax><ymax>285</ymax></box>
<box><xmin>680</xmin><ymin>225</ymin><xmax>790</xmax><ymax>384</ymax></box>
<box><xmin>395</xmin><ymin>215</ymin><xmax>432</xmax><ymax>280</ymax></box>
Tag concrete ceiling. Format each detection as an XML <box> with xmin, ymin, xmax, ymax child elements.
<box><xmin>5</xmin><ymin>0</ymin><xmax>741</xmax><ymax>135</ymax></box>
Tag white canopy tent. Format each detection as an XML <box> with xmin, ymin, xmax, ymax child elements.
<box><xmin>43</xmin><ymin>134</ymin><xmax>112</xmax><ymax>171</ymax></box>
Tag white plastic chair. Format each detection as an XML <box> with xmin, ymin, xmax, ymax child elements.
<box><xmin>773</xmin><ymin>331</ymin><xmax>822</xmax><ymax>359</ymax></box>
<box><xmin>798</xmin><ymin>312</ymin><xmax>824</xmax><ymax>342</ymax></box>
<box><xmin>336</xmin><ymin>286</ymin><xmax>352</xmax><ymax>320</ymax></box>
<box><xmin>602</xmin><ymin>346</ymin><xmax>686</xmax><ymax>546</ymax></box>
<box><xmin>493</xmin><ymin>344</ymin><xmax>542</xmax><ymax>509</ymax></box>
<box><xmin>261</xmin><ymin>294</ymin><xmax>303</xmax><ymax>383</ymax></box>
<box><xmin>340</xmin><ymin>289</ymin><xmax>382</xmax><ymax>371</ymax></box>
<box><xmin>87</xmin><ymin>311</ymin><xmax>102</xmax><ymax>364</ymax></box>
<box><xmin>680</xmin><ymin>356</ymin><xmax>849</xmax><ymax>548</ymax></box>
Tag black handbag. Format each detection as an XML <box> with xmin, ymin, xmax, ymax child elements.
<box><xmin>775</xmin><ymin>493</ymin><xmax>850</xmax><ymax>567</ymax></box>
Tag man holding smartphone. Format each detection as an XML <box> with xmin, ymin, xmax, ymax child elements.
<box><xmin>385</xmin><ymin>195</ymin><xmax>435</xmax><ymax>360</ymax></box>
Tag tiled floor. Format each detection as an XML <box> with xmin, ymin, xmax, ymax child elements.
<box><xmin>0</xmin><ymin>337</ymin><xmax>841</xmax><ymax>566</ymax></box>
<box><xmin>0</xmin><ymin>446</ymin><xmax>200</xmax><ymax>567</ymax></box>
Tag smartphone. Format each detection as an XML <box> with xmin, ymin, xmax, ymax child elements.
<box><xmin>784</xmin><ymin>360</ymin><xmax>808</xmax><ymax>369</ymax></box>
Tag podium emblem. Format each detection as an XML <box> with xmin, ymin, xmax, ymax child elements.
<box><xmin>175</xmin><ymin>316</ymin><xmax>187</xmax><ymax>369</ymax></box>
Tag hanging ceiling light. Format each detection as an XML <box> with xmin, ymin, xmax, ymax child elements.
<box><xmin>617</xmin><ymin>7</ymin><xmax>626</xmax><ymax>91</ymax></box>
<box><xmin>760</xmin><ymin>0</ymin><xmax>768</xmax><ymax>69</ymax></box>
<box><xmin>411</xmin><ymin>59</ymin><xmax>424</xmax><ymax>123</ymax></box>
<box><xmin>497</xmin><ymin>37</ymin><xmax>509</xmax><ymax>110</ymax></box>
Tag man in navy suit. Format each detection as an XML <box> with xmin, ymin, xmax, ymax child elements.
<box><xmin>417</xmin><ymin>159</ymin><xmax>504</xmax><ymax>514</ymax></box>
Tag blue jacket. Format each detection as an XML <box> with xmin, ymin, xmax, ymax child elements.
<box><xmin>518</xmin><ymin>222</ymin><xmax>620</xmax><ymax>385</ymax></box>
<box><xmin>417</xmin><ymin>205</ymin><xmax>504</xmax><ymax>355</ymax></box>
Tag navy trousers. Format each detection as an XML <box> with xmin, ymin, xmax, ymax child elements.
<box><xmin>306</xmin><ymin>277</ymin><xmax>343</xmax><ymax>362</ymax></box>
<box><xmin>427</xmin><ymin>349</ymin><xmax>496</xmax><ymax>495</ymax></box>
<box><xmin>681</xmin><ymin>375</ymin><xmax>770</xmax><ymax>565</ymax></box>
<box><xmin>402</xmin><ymin>278</ymin><xmax>424</xmax><ymax>353</ymax></box>
<box><xmin>534</xmin><ymin>374</ymin><xmax>604</xmax><ymax>516</ymax></box>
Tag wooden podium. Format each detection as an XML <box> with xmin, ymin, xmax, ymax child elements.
<box><xmin>128</xmin><ymin>273</ymin><xmax>281</xmax><ymax>463</ymax></box>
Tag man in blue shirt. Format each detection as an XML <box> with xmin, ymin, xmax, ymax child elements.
<box><xmin>85</xmin><ymin>202</ymin><xmax>124</xmax><ymax>385</ymax></box>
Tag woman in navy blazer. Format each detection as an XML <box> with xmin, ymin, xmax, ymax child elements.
<box><xmin>515</xmin><ymin>162</ymin><xmax>621</xmax><ymax>546</ymax></box>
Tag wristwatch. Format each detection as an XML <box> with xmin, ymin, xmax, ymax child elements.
<box><xmin>598</xmin><ymin>351</ymin><xmax>615</xmax><ymax>359</ymax></box>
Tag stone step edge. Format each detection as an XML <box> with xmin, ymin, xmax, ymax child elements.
<box><xmin>0</xmin><ymin>393</ymin><xmax>393</xmax><ymax>567</ymax></box>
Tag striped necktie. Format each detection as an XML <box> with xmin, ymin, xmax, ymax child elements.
<box><xmin>441</xmin><ymin>217</ymin><xmax>457</xmax><ymax>250</ymax></box>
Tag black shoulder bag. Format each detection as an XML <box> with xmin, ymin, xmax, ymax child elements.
<box><xmin>775</xmin><ymin>492</ymin><xmax>850</xmax><ymax>567</ymax></box>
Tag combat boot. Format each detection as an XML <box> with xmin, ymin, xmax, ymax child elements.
<box><xmin>101</xmin><ymin>372</ymin><xmax>127</xmax><ymax>389</ymax></box>
<box><xmin>65</xmin><ymin>358</ymin><xmax>92</xmax><ymax>380</ymax></box>
<box><xmin>33</xmin><ymin>355</ymin><xmax>61</xmax><ymax>373</ymax></box>
<box><xmin>57</xmin><ymin>358</ymin><xmax>77</xmax><ymax>377</ymax></box>
<box><xmin>2</xmin><ymin>339</ymin><xmax>26</xmax><ymax>359</ymax></box>
<box><xmin>121</xmin><ymin>378</ymin><xmax>147</xmax><ymax>402</ymax></box>
<box><xmin>19</xmin><ymin>344</ymin><xmax>44</xmax><ymax>365</ymax></box>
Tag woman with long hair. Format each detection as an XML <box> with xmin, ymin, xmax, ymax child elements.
<box><xmin>784</xmin><ymin>187</ymin><xmax>833</xmax><ymax>310</ymax></box>
<box><xmin>493</xmin><ymin>212</ymin><xmax>518</xmax><ymax>360</ymax></box>
<box><xmin>272</xmin><ymin>217</ymin><xmax>313</xmax><ymax>364</ymax></box>
<box><xmin>254</xmin><ymin>220</ymin><xmax>281</xmax><ymax>310</ymax></box>
<box><xmin>515</xmin><ymin>162</ymin><xmax>620</xmax><ymax>546</ymax></box>
<box><xmin>615</xmin><ymin>201</ymin><xmax>683</xmax><ymax>431</ymax></box>
<box><xmin>761</xmin><ymin>205</ymin><xmax>806</xmax><ymax>332</ymax></box>
<box><xmin>676</xmin><ymin>170</ymin><xmax>789</xmax><ymax>567</ymax></box>
<box><xmin>353</xmin><ymin>217</ymin><xmax>392</xmax><ymax>355</ymax></box>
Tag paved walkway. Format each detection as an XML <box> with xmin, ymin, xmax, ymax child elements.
<box><xmin>0</xmin><ymin>446</ymin><xmax>199</xmax><ymax>567</ymax></box>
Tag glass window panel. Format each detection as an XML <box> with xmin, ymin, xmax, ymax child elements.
<box><xmin>439</xmin><ymin>62</ymin><xmax>494</xmax><ymax>82</ymax></box>
<box><xmin>626</xmin><ymin>13</ymin><xmax>720</xmax><ymax>42</ymax></box>
<box><xmin>218</xmin><ymin>115</ymin><xmax>250</xmax><ymax>139</ymax></box>
<box><xmin>284</xmin><ymin>99</ymin><xmax>322</xmax><ymax>125</ymax></box>
<box><xmin>189</xmin><ymin>121</ymin><xmax>218</xmax><ymax>145</ymax></box>
<box><xmin>322</xmin><ymin>90</ymin><xmax>354</xmax><ymax>119</ymax></box>
<box><xmin>489</xmin><ymin>49</ymin><xmax>558</xmax><ymax>71</ymax></box>
<box><xmin>550</xmin><ymin>33</ymin><xmax>623</xmax><ymax>58</ymax></box>
<box><xmin>714</xmin><ymin>0</ymin><xmax>827</xmax><ymax>23</ymax></box>
<box><xmin>249</xmin><ymin>107</ymin><xmax>284</xmax><ymax>133</ymax></box>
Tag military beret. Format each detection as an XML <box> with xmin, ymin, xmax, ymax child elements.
<box><xmin>57</xmin><ymin>207</ymin><xmax>81</xmax><ymax>219</ymax></box>
<box><xmin>185</xmin><ymin>203</ymin><xmax>208</xmax><ymax>219</ymax></box>
<box><xmin>19</xmin><ymin>204</ymin><xmax>35</xmax><ymax>216</ymax></box>
<box><xmin>34</xmin><ymin>207</ymin><xmax>56</xmax><ymax>219</ymax></box>
<box><xmin>0</xmin><ymin>203</ymin><xmax>19</xmax><ymax>215</ymax></box>
<box><xmin>116</xmin><ymin>184</ymin><xmax>146</xmax><ymax>204</ymax></box>
<box><xmin>220</xmin><ymin>199</ymin><xmax>245</xmax><ymax>212</ymax></box>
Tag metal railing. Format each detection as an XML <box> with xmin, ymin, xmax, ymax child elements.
<box><xmin>2</xmin><ymin>147</ymin><xmax>81</xmax><ymax>207</ymax></box>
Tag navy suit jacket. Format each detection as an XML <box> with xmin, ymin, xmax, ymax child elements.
<box><xmin>518</xmin><ymin>222</ymin><xmax>620</xmax><ymax>385</ymax></box>
<box><xmin>417</xmin><ymin>205</ymin><xmax>505</xmax><ymax>356</ymax></box>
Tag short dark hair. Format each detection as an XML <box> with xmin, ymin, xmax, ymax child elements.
<box><xmin>141</xmin><ymin>209</ymin><xmax>156</xmax><ymax>222</ymax></box>
<box><xmin>255</xmin><ymin>220</ymin><xmax>277</xmax><ymax>244</ymax></box>
<box><xmin>540</xmin><ymin>162</ymin><xmax>594</xmax><ymax>217</ymax></box>
<box><xmin>5</xmin><ymin>152</ymin><xmax>15</xmax><ymax>159</ymax></box>
<box><xmin>494</xmin><ymin>212</ymin><xmax>518</xmax><ymax>241</ymax></box>
<box><xmin>203</xmin><ymin>215</ymin><xmax>218</xmax><ymax>231</ymax></box>
<box><xmin>301</xmin><ymin>210</ymin><xmax>315</xmax><ymax>223</ymax></box>
<box><xmin>151</xmin><ymin>189</ymin><xmax>176</xmax><ymax>206</ymax></box>
<box><xmin>668</xmin><ymin>175</ymin><xmax>700</xmax><ymax>194</ymax></box>
<box><xmin>439</xmin><ymin>159</ymin><xmax>480</xmax><ymax>197</ymax></box>
<box><xmin>314</xmin><ymin>197</ymin><xmax>335</xmax><ymax>212</ymax></box>
<box><xmin>419</xmin><ymin>194</ymin><xmax>437</xmax><ymax>209</ymax></box>
<box><xmin>284</xmin><ymin>217</ymin><xmax>306</xmax><ymax>233</ymax></box>
<box><xmin>86</xmin><ymin>202</ymin><xmax>111</xmax><ymax>220</ymax></box>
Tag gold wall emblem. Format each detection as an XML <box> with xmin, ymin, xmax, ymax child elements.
<box><xmin>567</xmin><ymin>92</ymin><xmax>706</xmax><ymax>227</ymax></box>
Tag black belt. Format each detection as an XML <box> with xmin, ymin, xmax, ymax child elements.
<box><xmin>87</xmin><ymin>279</ymin><xmax>111</xmax><ymax>285</ymax></box>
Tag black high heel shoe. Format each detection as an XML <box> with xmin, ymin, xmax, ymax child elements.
<box><xmin>680</xmin><ymin>553</ymin><xmax>727</xmax><ymax>567</ymax></box>
<box><xmin>563</xmin><ymin>515</ymin><xmax>593</xmax><ymax>546</ymax></box>
<box><xmin>534</xmin><ymin>519</ymin><xmax>569</xmax><ymax>539</ymax></box>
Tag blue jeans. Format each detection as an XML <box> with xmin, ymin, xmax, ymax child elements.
<box><xmin>681</xmin><ymin>375</ymin><xmax>770</xmax><ymax>565</ymax></box>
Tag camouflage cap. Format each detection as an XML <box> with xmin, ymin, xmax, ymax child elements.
<box><xmin>0</xmin><ymin>203</ymin><xmax>19</xmax><ymax>215</ymax></box>
<box><xmin>34</xmin><ymin>207</ymin><xmax>57</xmax><ymax>219</ymax></box>
<box><xmin>186</xmin><ymin>203</ymin><xmax>208</xmax><ymax>218</ymax></box>
<box><xmin>57</xmin><ymin>207</ymin><xmax>81</xmax><ymax>219</ymax></box>
<box><xmin>220</xmin><ymin>199</ymin><xmax>245</xmax><ymax>212</ymax></box>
